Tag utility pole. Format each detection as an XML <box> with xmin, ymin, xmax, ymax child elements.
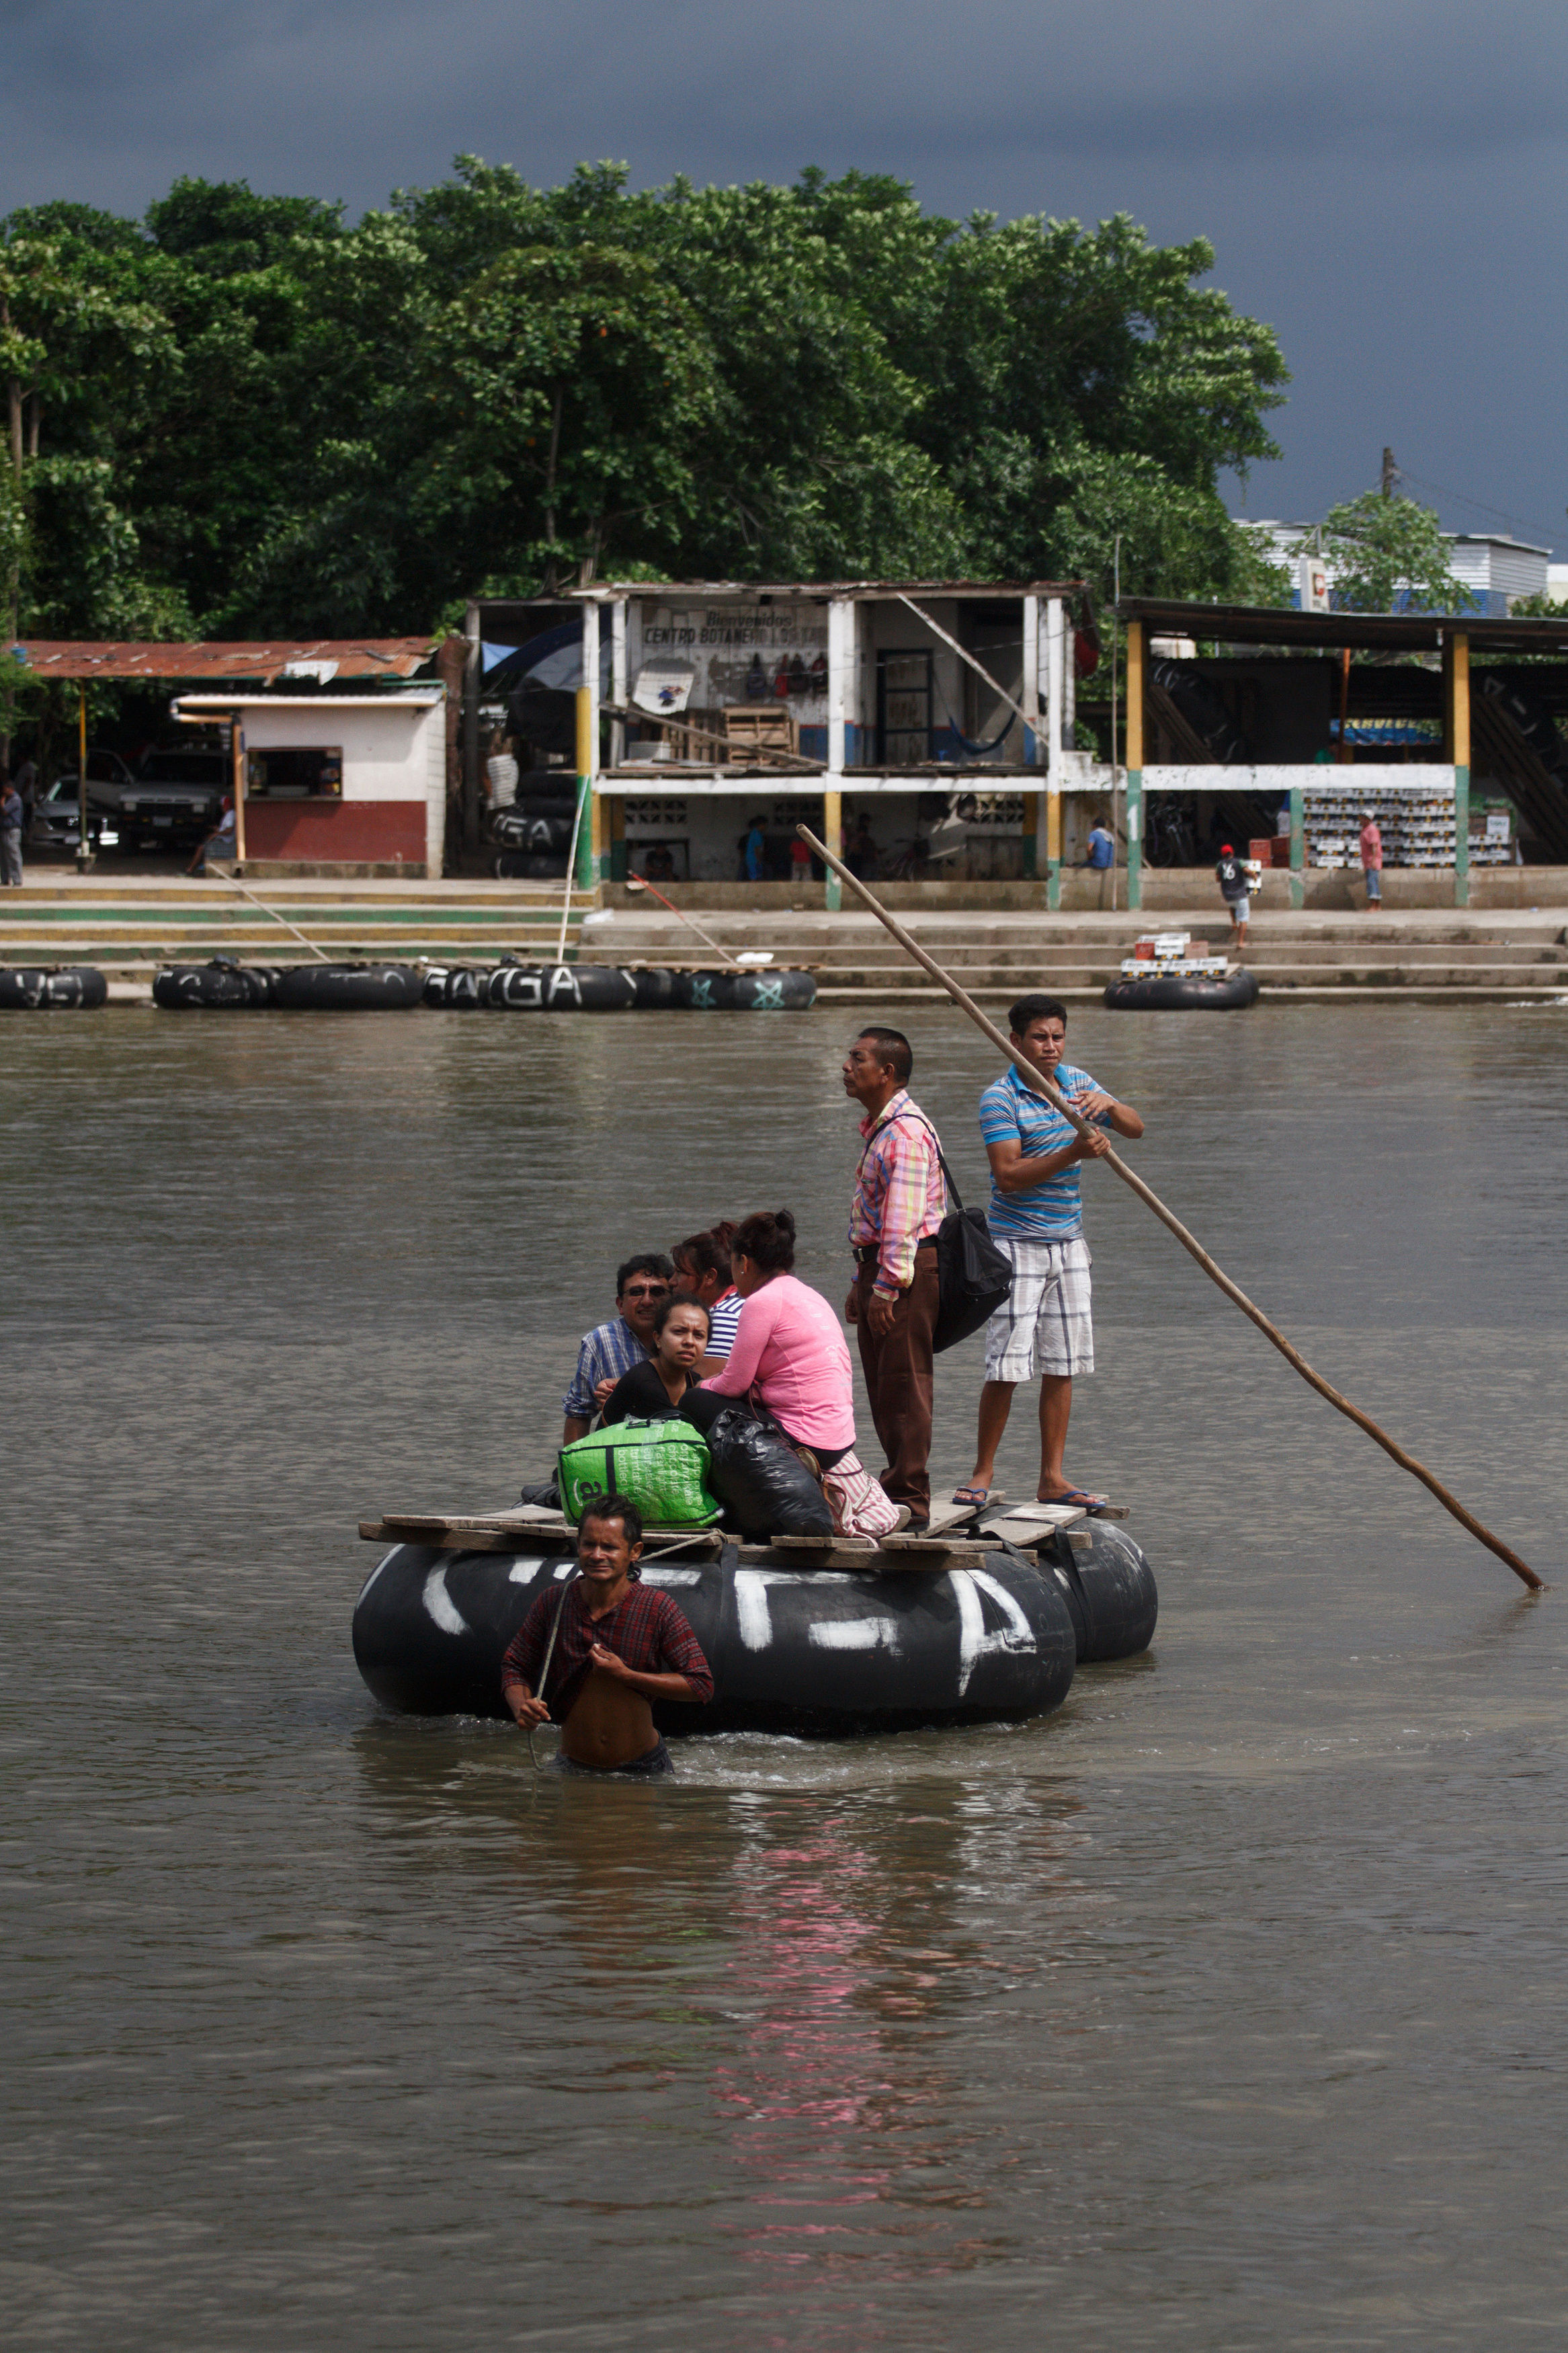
<box><xmin>1381</xmin><ymin>446</ymin><xmax>1398</xmax><ymax>499</ymax></box>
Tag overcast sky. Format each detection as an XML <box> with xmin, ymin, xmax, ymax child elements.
<box><xmin>3</xmin><ymin>0</ymin><xmax>1565</xmax><ymax>555</ymax></box>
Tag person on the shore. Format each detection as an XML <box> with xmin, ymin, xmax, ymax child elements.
<box><xmin>501</xmin><ymin>1497</ymin><xmax>713</xmax><ymax>1777</ymax></box>
<box><xmin>0</xmin><ymin>772</ymin><xmax>24</xmax><ymax>887</ymax></box>
<box><xmin>643</xmin><ymin>842</ymin><xmax>675</xmax><ymax>882</ymax></box>
<box><xmin>1214</xmin><ymin>843</ymin><xmax>1250</xmax><ymax>946</ymax></box>
<box><xmin>696</xmin><ymin>1208</ymin><xmax>900</xmax><ymax>1538</ymax></box>
<box><xmin>1081</xmin><ymin>813</ymin><xmax>1115</xmax><ymax>908</ymax></box>
<box><xmin>562</xmin><ymin>1254</ymin><xmax>673</xmax><ymax>1443</ymax></box>
<box><xmin>602</xmin><ymin>1295</ymin><xmax>710</xmax><ymax>1423</ymax></box>
<box><xmin>1359</xmin><ymin>810</ymin><xmax>1383</xmax><ymax>908</ymax></box>
<box><xmin>954</xmin><ymin>995</ymin><xmax>1144</xmax><ymax>1513</ymax></box>
<box><xmin>743</xmin><ymin>814</ymin><xmax>767</xmax><ymax>883</ymax></box>
<box><xmin>846</xmin><ymin>815</ymin><xmax>878</xmax><ymax>879</ymax></box>
<box><xmin>671</xmin><ymin>1224</ymin><xmax>741</xmax><ymax>1373</ymax></box>
<box><xmin>841</xmin><ymin>1027</ymin><xmax>945</xmax><ymax>1528</ymax></box>
<box><xmin>188</xmin><ymin>794</ymin><xmax>237</xmax><ymax>875</ymax></box>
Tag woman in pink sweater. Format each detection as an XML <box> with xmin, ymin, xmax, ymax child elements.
<box><xmin>693</xmin><ymin>1208</ymin><xmax>899</xmax><ymax>1537</ymax></box>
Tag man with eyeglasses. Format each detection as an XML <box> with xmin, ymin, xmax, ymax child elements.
<box><xmin>561</xmin><ymin>1254</ymin><xmax>675</xmax><ymax>1443</ymax></box>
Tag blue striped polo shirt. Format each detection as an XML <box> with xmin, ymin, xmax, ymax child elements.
<box><xmin>979</xmin><ymin>1060</ymin><xmax>1108</xmax><ymax>1241</ymax></box>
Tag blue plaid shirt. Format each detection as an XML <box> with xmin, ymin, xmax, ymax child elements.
<box><xmin>563</xmin><ymin>1316</ymin><xmax>651</xmax><ymax>1419</ymax></box>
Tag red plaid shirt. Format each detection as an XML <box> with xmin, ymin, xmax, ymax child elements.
<box><xmin>501</xmin><ymin>1576</ymin><xmax>713</xmax><ymax>1719</ymax></box>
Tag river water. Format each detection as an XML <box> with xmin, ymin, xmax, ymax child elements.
<box><xmin>4</xmin><ymin>998</ymin><xmax>1567</xmax><ymax>2350</ymax></box>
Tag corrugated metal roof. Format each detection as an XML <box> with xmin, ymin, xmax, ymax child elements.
<box><xmin>1117</xmin><ymin>599</ymin><xmax>1568</xmax><ymax>656</ymax></box>
<box><xmin>569</xmin><ymin>579</ymin><xmax>1086</xmax><ymax>600</ymax></box>
<box><xmin>11</xmin><ymin>638</ymin><xmax>438</xmax><ymax>682</ymax></box>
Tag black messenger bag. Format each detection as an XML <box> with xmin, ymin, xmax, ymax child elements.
<box><xmin>930</xmin><ymin>1147</ymin><xmax>1013</xmax><ymax>1352</ymax></box>
<box><xmin>863</xmin><ymin>1112</ymin><xmax>1014</xmax><ymax>1353</ymax></box>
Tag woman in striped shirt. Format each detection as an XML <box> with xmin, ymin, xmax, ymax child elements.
<box><xmin>672</xmin><ymin>1222</ymin><xmax>741</xmax><ymax>1376</ymax></box>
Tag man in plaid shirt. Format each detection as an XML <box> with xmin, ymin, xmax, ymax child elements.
<box><xmin>502</xmin><ymin>1497</ymin><xmax>712</xmax><ymax>1776</ymax></box>
<box><xmin>842</xmin><ymin>1025</ymin><xmax>947</xmax><ymax>1526</ymax></box>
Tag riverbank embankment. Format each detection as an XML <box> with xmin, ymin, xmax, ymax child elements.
<box><xmin>3</xmin><ymin>875</ymin><xmax>1567</xmax><ymax>1000</ymax></box>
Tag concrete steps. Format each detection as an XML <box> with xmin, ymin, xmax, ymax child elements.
<box><xmin>0</xmin><ymin>880</ymin><xmax>590</xmax><ymax>968</ymax></box>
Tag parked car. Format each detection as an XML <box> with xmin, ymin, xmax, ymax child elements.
<box><xmin>114</xmin><ymin>747</ymin><xmax>228</xmax><ymax>850</ymax></box>
<box><xmin>30</xmin><ymin>773</ymin><xmax>122</xmax><ymax>855</ymax></box>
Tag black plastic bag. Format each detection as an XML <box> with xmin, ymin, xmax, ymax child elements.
<box><xmin>702</xmin><ymin>1406</ymin><xmax>833</xmax><ymax>1541</ymax></box>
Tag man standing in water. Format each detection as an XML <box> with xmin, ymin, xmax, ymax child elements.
<box><xmin>954</xmin><ymin>996</ymin><xmax>1143</xmax><ymax>1512</ymax></box>
<box><xmin>842</xmin><ymin>1026</ymin><xmax>946</xmax><ymax>1529</ymax></box>
<box><xmin>501</xmin><ymin>1498</ymin><xmax>713</xmax><ymax>1777</ymax></box>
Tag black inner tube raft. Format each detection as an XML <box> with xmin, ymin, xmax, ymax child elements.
<box><xmin>1104</xmin><ymin>969</ymin><xmax>1260</xmax><ymax>1010</ymax></box>
<box><xmin>0</xmin><ymin>965</ymin><xmax>108</xmax><ymax>1008</ymax></box>
<box><xmin>352</xmin><ymin>1529</ymin><xmax>1155</xmax><ymax>1737</ymax></box>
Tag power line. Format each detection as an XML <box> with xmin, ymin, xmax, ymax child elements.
<box><xmin>1395</xmin><ymin>465</ymin><xmax>1562</xmax><ymax>549</ymax></box>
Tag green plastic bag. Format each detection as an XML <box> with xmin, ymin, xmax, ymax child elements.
<box><xmin>558</xmin><ymin>1417</ymin><xmax>722</xmax><ymax>1529</ymax></box>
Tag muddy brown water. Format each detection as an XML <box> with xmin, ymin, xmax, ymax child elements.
<box><xmin>4</xmin><ymin>999</ymin><xmax>1567</xmax><ymax>2350</ymax></box>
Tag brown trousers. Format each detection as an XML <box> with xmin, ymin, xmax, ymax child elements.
<box><xmin>855</xmin><ymin>1243</ymin><xmax>940</xmax><ymax>1519</ymax></box>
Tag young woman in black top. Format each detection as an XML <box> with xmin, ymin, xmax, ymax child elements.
<box><xmin>602</xmin><ymin>1295</ymin><xmax>711</xmax><ymax>1423</ymax></box>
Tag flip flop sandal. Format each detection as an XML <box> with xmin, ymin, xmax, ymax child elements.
<box><xmin>1038</xmin><ymin>1486</ymin><xmax>1110</xmax><ymax>1511</ymax></box>
<box><xmin>950</xmin><ymin>1484</ymin><xmax>993</xmax><ymax>1509</ymax></box>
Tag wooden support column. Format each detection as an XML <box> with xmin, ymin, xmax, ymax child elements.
<box><xmin>825</xmin><ymin>596</ymin><xmax>852</xmax><ymax>911</ymax></box>
<box><xmin>1446</xmin><ymin>630</ymin><xmax>1471</xmax><ymax>908</ymax></box>
<box><xmin>1022</xmin><ymin>592</ymin><xmax>1040</xmax><ymax>878</ymax></box>
<box><xmin>1125</xmin><ymin>620</ymin><xmax>1145</xmax><ymax>912</ymax></box>
<box><xmin>462</xmin><ymin>599</ymin><xmax>481</xmax><ymax>852</ymax></box>
<box><xmin>581</xmin><ymin>600</ymin><xmax>602</xmax><ymax>892</ymax></box>
<box><xmin>823</xmin><ymin>787</ymin><xmax>843</xmax><ymax>909</ymax></box>
<box><xmin>231</xmin><ymin>713</ymin><xmax>247</xmax><ymax>868</ymax></box>
<box><xmin>1045</xmin><ymin>596</ymin><xmax>1065</xmax><ymax>910</ymax></box>
<box><xmin>1290</xmin><ymin>783</ymin><xmax>1305</xmax><ymax>910</ymax></box>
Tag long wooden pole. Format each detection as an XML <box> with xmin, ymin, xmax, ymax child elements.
<box><xmin>797</xmin><ymin>822</ymin><xmax>1544</xmax><ymax>1592</ymax></box>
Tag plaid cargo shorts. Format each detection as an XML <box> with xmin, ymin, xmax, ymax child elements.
<box><xmin>983</xmin><ymin>1236</ymin><xmax>1094</xmax><ymax>1381</ymax></box>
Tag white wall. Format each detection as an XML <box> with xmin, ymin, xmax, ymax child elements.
<box><xmin>240</xmin><ymin>702</ymin><xmax>440</xmax><ymax>803</ymax></box>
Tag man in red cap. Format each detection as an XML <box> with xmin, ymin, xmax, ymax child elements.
<box><xmin>1214</xmin><ymin>842</ymin><xmax>1250</xmax><ymax>946</ymax></box>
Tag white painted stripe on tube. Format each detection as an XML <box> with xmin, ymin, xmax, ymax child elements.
<box><xmin>952</xmin><ymin>1566</ymin><xmax>1036</xmax><ymax>1695</ymax></box>
<box><xmin>422</xmin><ymin>1566</ymin><xmax>470</xmax><ymax>1637</ymax></box>
<box><xmin>733</xmin><ymin>1570</ymin><xmax>773</xmax><ymax>1650</ymax></box>
<box><xmin>808</xmin><ymin>1618</ymin><xmax>900</xmax><ymax>1652</ymax></box>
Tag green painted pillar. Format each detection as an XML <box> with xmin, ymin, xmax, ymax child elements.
<box><xmin>1290</xmin><ymin>784</ymin><xmax>1305</xmax><ymax>911</ymax></box>
<box><xmin>1126</xmin><ymin>773</ymin><xmax>1143</xmax><ymax>911</ymax></box>
<box><xmin>1454</xmin><ymin>764</ymin><xmax>1470</xmax><ymax>908</ymax></box>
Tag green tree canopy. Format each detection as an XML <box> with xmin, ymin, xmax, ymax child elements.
<box><xmin>1303</xmin><ymin>490</ymin><xmax>1473</xmax><ymax>615</ymax></box>
<box><xmin>0</xmin><ymin>160</ymin><xmax>1292</xmax><ymax>643</ymax></box>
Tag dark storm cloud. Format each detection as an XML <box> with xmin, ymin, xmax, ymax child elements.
<box><xmin>2</xmin><ymin>0</ymin><xmax>1565</xmax><ymax>547</ymax></box>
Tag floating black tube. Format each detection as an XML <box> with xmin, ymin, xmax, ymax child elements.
<box><xmin>483</xmin><ymin>962</ymin><xmax>635</xmax><ymax>1010</ymax></box>
<box><xmin>1038</xmin><ymin>1521</ymin><xmax>1159</xmax><ymax>1663</ymax></box>
<box><xmin>272</xmin><ymin>963</ymin><xmax>421</xmax><ymax>1010</ymax></box>
<box><xmin>154</xmin><ymin>960</ymin><xmax>278</xmax><ymax>1008</ymax></box>
<box><xmin>0</xmin><ymin>965</ymin><xmax>108</xmax><ymax>1009</ymax></box>
<box><xmin>420</xmin><ymin>963</ymin><xmax>489</xmax><ymax>1008</ymax></box>
<box><xmin>672</xmin><ymin>969</ymin><xmax>817</xmax><ymax>1010</ymax></box>
<box><xmin>1103</xmin><ymin>970</ymin><xmax>1260</xmax><ymax>1010</ymax></box>
<box><xmin>350</xmin><ymin>1541</ymin><xmax>1122</xmax><ymax>1735</ymax></box>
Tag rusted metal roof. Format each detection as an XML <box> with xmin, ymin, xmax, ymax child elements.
<box><xmin>11</xmin><ymin>638</ymin><xmax>438</xmax><ymax>682</ymax></box>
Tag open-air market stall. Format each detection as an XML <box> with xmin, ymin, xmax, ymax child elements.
<box><xmin>1110</xmin><ymin>599</ymin><xmax>1568</xmax><ymax>910</ymax></box>
<box><xmin>464</xmin><ymin>580</ymin><xmax>1104</xmax><ymax>907</ymax></box>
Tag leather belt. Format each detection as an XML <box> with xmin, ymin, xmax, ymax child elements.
<box><xmin>854</xmin><ymin>1234</ymin><xmax>939</xmax><ymax>1265</ymax></box>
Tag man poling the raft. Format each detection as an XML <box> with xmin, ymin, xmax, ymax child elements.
<box><xmin>794</xmin><ymin>824</ymin><xmax>1545</xmax><ymax>1594</ymax></box>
